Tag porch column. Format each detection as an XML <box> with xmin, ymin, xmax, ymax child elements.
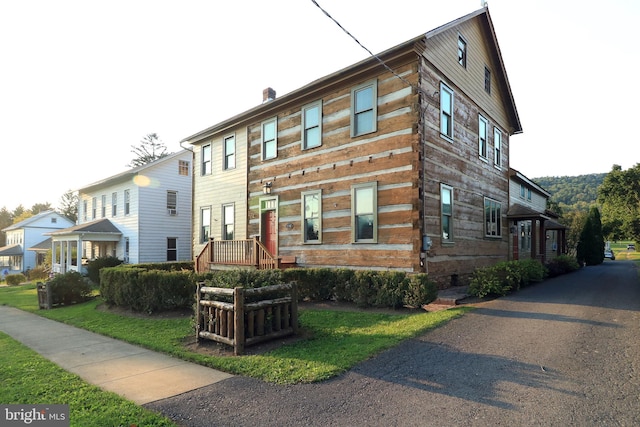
<box><xmin>530</xmin><ymin>220</ymin><xmax>537</xmax><ymax>261</ymax></box>
<box><xmin>51</xmin><ymin>241</ymin><xmax>57</xmax><ymax>268</ymax></box>
<box><xmin>78</xmin><ymin>236</ymin><xmax>83</xmax><ymax>271</ymax></box>
<box><xmin>539</xmin><ymin>219</ymin><xmax>547</xmax><ymax>263</ymax></box>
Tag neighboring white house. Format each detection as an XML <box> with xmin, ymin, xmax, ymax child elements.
<box><xmin>0</xmin><ymin>210</ymin><xmax>74</xmax><ymax>273</ymax></box>
<box><xmin>48</xmin><ymin>150</ymin><xmax>193</xmax><ymax>274</ymax></box>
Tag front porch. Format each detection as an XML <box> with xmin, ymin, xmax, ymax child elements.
<box><xmin>195</xmin><ymin>237</ymin><xmax>296</xmax><ymax>273</ymax></box>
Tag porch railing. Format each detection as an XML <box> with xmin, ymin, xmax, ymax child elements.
<box><xmin>195</xmin><ymin>237</ymin><xmax>277</xmax><ymax>273</ymax></box>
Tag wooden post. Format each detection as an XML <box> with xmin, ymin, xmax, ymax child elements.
<box><xmin>234</xmin><ymin>287</ymin><xmax>245</xmax><ymax>356</ymax></box>
<box><xmin>195</xmin><ymin>282</ymin><xmax>202</xmax><ymax>342</ymax></box>
<box><xmin>291</xmin><ymin>283</ymin><xmax>298</xmax><ymax>334</ymax></box>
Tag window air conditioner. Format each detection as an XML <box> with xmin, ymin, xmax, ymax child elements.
<box><xmin>168</xmin><ymin>209</ymin><xmax>177</xmax><ymax>215</ymax></box>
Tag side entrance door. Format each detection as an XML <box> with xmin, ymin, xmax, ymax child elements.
<box><xmin>263</xmin><ymin>209</ymin><xmax>277</xmax><ymax>256</ymax></box>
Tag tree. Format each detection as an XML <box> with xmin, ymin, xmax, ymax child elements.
<box><xmin>128</xmin><ymin>133</ymin><xmax>169</xmax><ymax>167</ymax></box>
<box><xmin>598</xmin><ymin>163</ymin><xmax>640</xmax><ymax>241</ymax></box>
<box><xmin>58</xmin><ymin>190</ymin><xmax>78</xmax><ymax>223</ymax></box>
<box><xmin>576</xmin><ymin>206</ymin><xmax>605</xmax><ymax>266</ymax></box>
<box><xmin>30</xmin><ymin>202</ymin><xmax>52</xmax><ymax>214</ymax></box>
<box><xmin>0</xmin><ymin>207</ymin><xmax>12</xmax><ymax>247</ymax></box>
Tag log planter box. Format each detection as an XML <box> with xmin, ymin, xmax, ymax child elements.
<box><xmin>37</xmin><ymin>282</ymin><xmax>52</xmax><ymax>310</ymax></box>
<box><xmin>195</xmin><ymin>282</ymin><xmax>298</xmax><ymax>355</ymax></box>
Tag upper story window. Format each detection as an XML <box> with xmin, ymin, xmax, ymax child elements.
<box><xmin>167</xmin><ymin>191</ymin><xmax>177</xmax><ymax>215</ymax></box>
<box><xmin>458</xmin><ymin>35</ymin><xmax>467</xmax><ymax>68</ymax></box>
<box><xmin>83</xmin><ymin>200</ymin><xmax>88</xmax><ymax>221</ymax></box>
<box><xmin>201</xmin><ymin>144</ymin><xmax>212</xmax><ymax>175</ymax></box>
<box><xmin>223</xmin><ymin>203</ymin><xmax>234</xmax><ymax>240</ymax></box>
<box><xmin>302</xmin><ymin>190</ymin><xmax>322</xmax><ymax>243</ymax></box>
<box><xmin>527</xmin><ymin>188</ymin><xmax>532</xmax><ymax>201</ymax></box>
<box><xmin>124</xmin><ymin>189</ymin><xmax>130</xmax><ymax>215</ymax></box>
<box><xmin>351</xmin><ymin>80</ymin><xmax>377</xmax><ymax>137</ymax></box>
<box><xmin>101</xmin><ymin>195</ymin><xmax>106</xmax><ymax>218</ymax></box>
<box><xmin>179</xmin><ymin>160</ymin><xmax>189</xmax><ymax>176</ymax></box>
<box><xmin>484</xmin><ymin>66</ymin><xmax>491</xmax><ymax>94</ymax></box>
<box><xmin>520</xmin><ymin>184</ymin><xmax>526</xmax><ymax>198</ymax></box>
<box><xmin>302</xmin><ymin>101</ymin><xmax>322</xmax><ymax>149</ymax></box>
<box><xmin>92</xmin><ymin>197</ymin><xmax>97</xmax><ymax>220</ymax></box>
<box><xmin>484</xmin><ymin>197</ymin><xmax>502</xmax><ymax>237</ymax></box>
<box><xmin>262</xmin><ymin>118</ymin><xmax>277</xmax><ymax>160</ymax></box>
<box><xmin>351</xmin><ymin>182</ymin><xmax>377</xmax><ymax>243</ymax></box>
<box><xmin>200</xmin><ymin>207</ymin><xmax>211</xmax><ymax>243</ymax></box>
<box><xmin>441</xmin><ymin>184</ymin><xmax>454</xmax><ymax>242</ymax></box>
<box><xmin>478</xmin><ymin>115</ymin><xmax>488</xmax><ymax>159</ymax></box>
<box><xmin>494</xmin><ymin>128</ymin><xmax>502</xmax><ymax>168</ymax></box>
<box><xmin>224</xmin><ymin>135</ymin><xmax>236</xmax><ymax>170</ymax></box>
<box><xmin>112</xmin><ymin>192</ymin><xmax>117</xmax><ymax>217</ymax></box>
<box><xmin>51</xmin><ymin>217</ymin><xmax>57</xmax><ymax>224</ymax></box>
<box><xmin>440</xmin><ymin>83</ymin><xmax>454</xmax><ymax>140</ymax></box>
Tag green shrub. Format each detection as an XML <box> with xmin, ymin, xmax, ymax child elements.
<box><xmin>545</xmin><ymin>255</ymin><xmax>580</xmax><ymax>277</ymax></box>
<box><xmin>515</xmin><ymin>258</ymin><xmax>547</xmax><ymax>286</ymax></box>
<box><xmin>468</xmin><ymin>266</ymin><xmax>511</xmax><ymax>298</ymax></box>
<box><xmin>27</xmin><ymin>266</ymin><xmax>49</xmax><ymax>281</ymax></box>
<box><xmin>5</xmin><ymin>274</ymin><xmax>26</xmax><ymax>286</ymax></box>
<box><xmin>405</xmin><ymin>274</ymin><xmax>438</xmax><ymax>308</ymax></box>
<box><xmin>87</xmin><ymin>256</ymin><xmax>123</xmax><ymax>285</ymax></box>
<box><xmin>48</xmin><ymin>271</ymin><xmax>93</xmax><ymax>306</ymax></box>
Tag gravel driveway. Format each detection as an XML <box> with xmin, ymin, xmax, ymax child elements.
<box><xmin>147</xmin><ymin>260</ymin><xmax>640</xmax><ymax>426</ymax></box>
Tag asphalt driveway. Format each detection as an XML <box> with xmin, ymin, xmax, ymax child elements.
<box><xmin>147</xmin><ymin>260</ymin><xmax>640</xmax><ymax>426</ymax></box>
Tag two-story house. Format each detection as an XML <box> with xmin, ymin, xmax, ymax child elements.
<box><xmin>507</xmin><ymin>168</ymin><xmax>566</xmax><ymax>263</ymax></box>
<box><xmin>0</xmin><ymin>210</ymin><xmax>74</xmax><ymax>273</ymax></box>
<box><xmin>186</xmin><ymin>7</ymin><xmax>522</xmax><ymax>287</ymax></box>
<box><xmin>48</xmin><ymin>150</ymin><xmax>193</xmax><ymax>274</ymax></box>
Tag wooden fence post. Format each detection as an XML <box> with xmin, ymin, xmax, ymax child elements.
<box><xmin>291</xmin><ymin>282</ymin><xmax>298</xmax><ymax>334</ymax></box>
<box><xmin>234</xmin><ymin>287</ymin><xmax>245</xmax><ymax>356</ymax></box>
<box><xmin>195</xmin><ymin>282</ymin><xmax>202</xmax><ymax>343</ymax></box>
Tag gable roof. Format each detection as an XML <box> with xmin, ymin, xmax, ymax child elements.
<box><xmin>2</xmin><ymin>210</ymin><xmax>71</xmax><ymax>232</ymax></box>
<box><xmin>0</xmin><ymin>244</ymin><xmax>22</xmax><ymax>256</ymax></box>
<box><xmin>47</xmin><ymin>218</ymin><xmax>122</xmax><ymax>236</ymax></box>
<box><xmin>510</xmin><ymin>168</ymin><xmax>550</xmax><ymax>198</ymax></box>
<box><xmin>182</xmin><ymin>7</ymin><xmax>521</xmax><ymax>144</ymax></box>
<box><xmin>78</xmin><ymin>150</ymin><xmax>190</xmax><ymax>193</ymax></box>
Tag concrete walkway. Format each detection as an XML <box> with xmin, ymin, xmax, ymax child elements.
<box><xmin>0</xmin><ymin>306</ymin><xmax>233</xmax><ymax>404</ymax></box>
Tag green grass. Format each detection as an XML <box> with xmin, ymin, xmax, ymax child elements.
<box><xmin>0</xmin><ymin>333</ymin><xmax>177</xmax><ymax>427</ymax></box>
<box><xmin>0</xmin><ymin>283</ymin><xmax>468</xmax><ymax>384</ymax></box>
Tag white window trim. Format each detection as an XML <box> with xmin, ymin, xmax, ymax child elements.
<box><xmin>478</xmin><ymin>115</ymin><xmax>488</xmax><ymax>160</ymax></box>
<box><xmin>302</xmin><ymin>100</ymin><xmax>323</xmax><ymax>150</ymax></box>
<box><xmin>441</xmin><ymin>184</ymin><xmax>454</xmax><ymax>243</ymax></box>
<box><xmin>167</xmin><ymin>237</ymin><xmax>178</xmax><ymax>261</ymax></box>
<box><xmin>351</xmin><ymin>182</ymin><xmax>378</xmax><ymax>243</ymax></box>
<box><xmin>261</xmin><ymin>117</ymin><xmax>278</xmax><ymax>160</ymax></box>
<box><xmin>493</xmin><ymin>128</ymin><xmax>502</xmax><ymax>169</ymax></box>
<box><xmin>201</xmin><ymin>143</ymin><xmax>212</xmax><ymax>175</ymax></box>
<box><xmin>223</xmin><ymin>134</ymin><xmax>236</xmax><ymax>170</ymax></box>
<box><xmin>112</xmin><ymin>192</ymin><xmax>117</xmax><ymax>217</ymax></box>
<box><xmin>200</xmin><ymin>206</ymin><xmax>211</xmax><ymax>243</ymax></box>
<box><xmin>222</xmin><ymin>203</ymin><xmax>235</xmax><ymax>240</ymax></box>
<box><xmin>440</xmin><ymin>83</ymin><xmax>454</xmax><ymax>141</ymax></box>
<box><xmin>484</xmin><ymin>197</ymin><xmax>502</xmax><ymax>238</ymax></box>
<box><xmin>301</xmin><ymin>189</ymin><xmax>322</xmax><ymax>244</ymax></box>
<box><xmin>167</xmin><ymin>191</ymin><xmax>178</xmax><ymax>215</ymax></box>
<box><xmin>350</xmin><ymin>80</ymin><xmax>378</xmax><ymax>137</ymax></box>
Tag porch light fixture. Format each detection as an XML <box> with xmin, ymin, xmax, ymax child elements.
<box><xmin>262</xmin><ymin>182</ymin><xmax>272</xmax><ymax>195</ymax></box>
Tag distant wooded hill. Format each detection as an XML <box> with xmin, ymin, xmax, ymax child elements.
<box><xmin>534</xmin><ymin>173</ymin><xmax>607</xmax><ymax>213</ymax></box>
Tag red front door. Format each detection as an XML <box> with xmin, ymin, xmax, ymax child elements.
<box><xmin>263</xmin><ymin>210</ymin><xmax>277</xmax><ymax>255</ymax></box>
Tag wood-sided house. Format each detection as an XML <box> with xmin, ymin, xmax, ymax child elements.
<box><xmin>507</xmin><ymin>168</ymin><xmax>566</xmax><ymax>263</ymax></box>
<box><xmin>48</xmin><ymin>151</ymin><xmax>193</xmax><ymax>274</ymax></box>
<box><xmin>186</xmin><ymin>7</ymin><xmax>522</xmax><ymax>286</ymax></box>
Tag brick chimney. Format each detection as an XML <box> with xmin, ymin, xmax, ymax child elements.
<box><xmin>262</xmin><ymin>87</ymin><xmax>276</xmax><ymax>103</ymax></box>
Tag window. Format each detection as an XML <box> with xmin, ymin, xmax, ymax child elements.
<box><xmin>527</xmin><ymin>189</ymin><xmax>532</xmax><ymax>201</ymax></box>
<box><xmin>262</xmin><ymin>119</ymin><xmax>277</xmax><ymax>160</ymax></box>
<box><xmin>458</xmin><ymin>35</ymin><xmax>467</xmax><ymax>68</ymax></box>
<box><xmin>92</xmin><ymin>197</ymin><xmax>96</xmax><ymax>220</ymax></box>
<box><xmin>167</xmin><ymin>238</ymin><xmax>177</xmax><ymax>262</ymax></box>
<box><xmin>124</xmin><ymin>189</ymin><xmax>130</xmax><ymax>215</ymax></box>
<box><xmin>222</xmin><ymin>204</ymin><xmax>234</xmax><ymax>240</ymax></box>
<box><xmin>83</xmin><ymin>200</ymin><xmax>87</xmax><ymax>221</ymax></box>
<box><xmin>202</xmin><ymin>144</ymin><xmax>212</xmax><ymax>175</ymax></box>
<box><xmin>520</xmin><ymin>184</ymin><xmax>526</xmax><ymax>198</ymax></box>
<box><xmin>351</xmin><ymin>81</ymin><xmax>377</xmax><ymax>137</ymax></box>
<box><xmin>520</xmin><ymin>221</ymin><xmax>531</xmax><ymax>251</ymax></box>
<box><xmin>124</xmin><ymin>237</ymin><xmax>130</xmax><ymax>263</ymax></box>
<box><xmin>484</xmin><ymin>66</ymin><xmax>491</xmax><ymax>94</ymax></box>
<box><xmin>478</xmin><ymin>115</ymin><xmax>488</xmax><ymax>159</ymax></box>
<box><xmin>494</xmin><ymin>128</ymin><xmax>502</xmax><ymax>168</ymax></box>
<box><xmin>351</xmin><ymin>182</ymin><xmax>377</xmax><ymax>243</ymax></box>
<box><xmin>51</xmin><ymin>217</ymin><xmax>57</xmax><ymax>224</ymax></box>
<box><xmin>484</xmin><ymin>198</ymin><xmax>502</xmax><ymax>237</ymax></box>
<box><xmin>112</xmin><ymin>192</ymin><xmax>117</xmax><ymax>217</ymax></box>
<box><xmin>302</xmin><ymin>101</ymin><xmax>322</xmax><ymax>149</ymax></box>
<box><xmin>167</xmin><ymin>191</ymin><xmax>177</xmax><ymax>215</ymax></box>
<box><xmin>200</xmin><ymin>207</ymin><xmax>211</xmax><ymax>243</ymax></box>
<box><xmin>441</xmin><ymin>184</ymin><xmax>453</xmax><ymax>242</ymax></box>
<box><xmin>302</xmin><ymin>190</ymin><xmax>322</xmax><ymax>243</ymax></box>
<box><xmin>101</xmin><ymin>195</ymin><xmax>106</xmax><ymax>218</ymax></box>
<box><xmin>440</xmin><ymin>83</ymin><xmax>454</xmax><ymax>140</ymax></box>
<box><xmin>224</xmin><ymin>135</ymin><xmax>236</xmax><ymax>170</ymax></box>
<box><xmin>179</xmin><ymin>160</ymin><xmax>189</xmax><ymax>176</ymax></box>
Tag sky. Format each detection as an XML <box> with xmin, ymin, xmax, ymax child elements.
<box><xmin>1</xmin><ymin>0</ymin><xmax>638</xmax><ymax>212</ymax></box>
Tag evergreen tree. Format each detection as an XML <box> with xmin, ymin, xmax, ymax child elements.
<box><xmin>577</xmin><ymin>206</ymin><xmax>605</xmax><ymax>266</ymax></box>
<box><xmin>128</xmin><ymin>133</ymin><xmax>169</xmax><ymax>167</ymax></box>
<box><xmin>58</xmin><ymin>190</ymin><xmax>78</xmax><ymax>223</ymax></box>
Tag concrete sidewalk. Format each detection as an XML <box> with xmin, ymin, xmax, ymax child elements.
<box><xmin>0</xmin><ymin>305</ymin><xmax>233</xmax><ymax>404</ymax></box>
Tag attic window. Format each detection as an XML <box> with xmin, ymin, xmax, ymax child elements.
<box><xmin>457</xmin><ymin>36</ymin><xmax>467</xmax><ymax>68</ymax></box>
<box><xmin>51</xmin><ymin>217</ymin><xmax>57</xmax><ymax>224</ymax></box>
<box><xmin>484</xmin><ymin>66</ymin><xmax>491</xmax><ymax>94</ymax></box>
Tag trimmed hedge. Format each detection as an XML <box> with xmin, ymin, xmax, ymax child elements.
<box><xmin>48</xmin><ymin>271</ymin><xmax>93</xmax><ymax>306</ymax></box>
<box><xmin>5</xmin><ymin>274</ymin><xmax>26</xmax><ymax>286</ymax></box>
<box><xmin>87</xmin><ymin>256</ymin><xmax>123</xmax><ymax>285</ymax></box>
<box><xmin>545</xmin><ymin>255</ymin><xmax>580</xmax><ymax>277</ymax></box>
<box><xmin>468</xmin><ymin>259</ymin><xmax>547</xmax><ymax>299</ymax></box>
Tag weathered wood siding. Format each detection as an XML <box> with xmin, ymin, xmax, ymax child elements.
<box><xmin>192</xmin><ymin>127</ymin><xmax>248</xmax><ymax>256</ymax></box>
<box><xmin>247</xmin><ymin>63</ymin><xmax>423</xmax><ymax>272</ymax></box>
<box><xmin>419</xmin><ymin>20</ymin><xmax>511</xmax><ymax>285</ymax></box>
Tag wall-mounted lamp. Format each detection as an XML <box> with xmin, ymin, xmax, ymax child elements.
<box><xmin>262</xmin><ymin>182</ymin><xmax>272</xmax><ymax>195</ymax></box>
